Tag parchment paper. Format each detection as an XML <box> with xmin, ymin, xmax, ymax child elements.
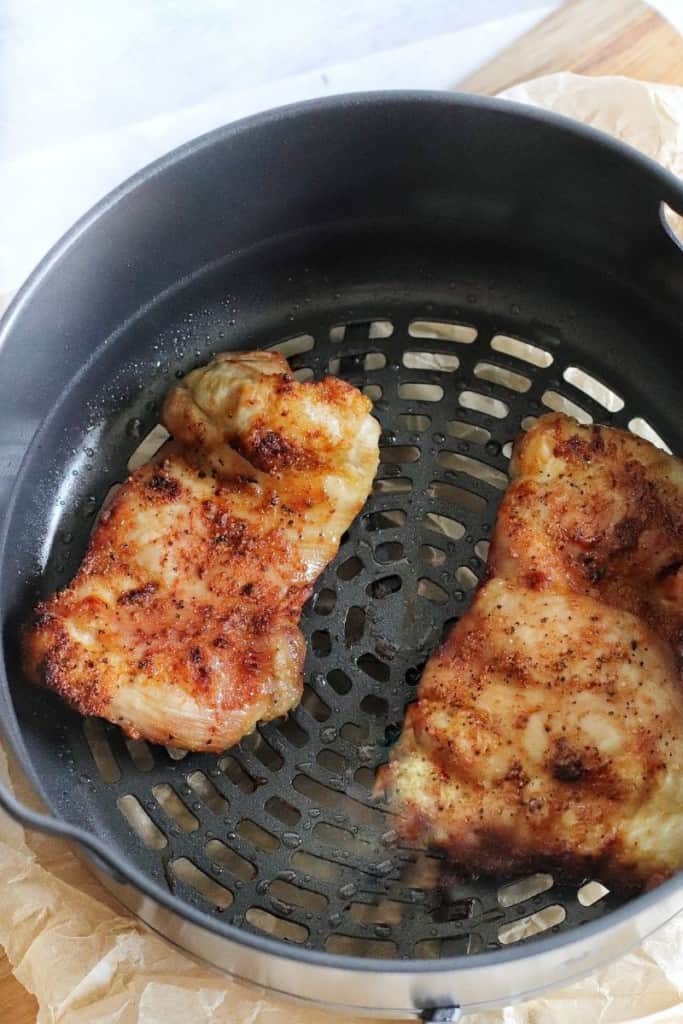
<box><xmin>2</xmin><ymin>73</ymin><xmax>683</xmax><ymax>1023</ymax></box>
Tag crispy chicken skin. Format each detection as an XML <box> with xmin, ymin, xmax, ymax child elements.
<box><xmin>23</xmin><ymin>351</ymin><xmax>380</xmax><ymax>752</ymax></box>
<box><xmin>381</xmin><ymin>414</ymin><xmax>683</xmax><ymax>889</ymax></box>
<box><xmin>491</xmin><ymin>413</ymin><xmax>683</xmax><ymax>658</ymax></box>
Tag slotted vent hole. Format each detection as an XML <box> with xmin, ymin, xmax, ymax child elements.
<box><xmin>327</xmin><ymin>669</ymin><xmax>352</xmax><ymax>695</ymax></box>
<box><xmin>414</xmin><ymin>939</ymin><xmax>441</xmax><ymax>959</ymax></box>
<box><xmin>312</xmin><ymin>629</ymin><xmax>332</xmax><ymax>657</ymax></box>
<box><xmin>268</xmin><ymin>333</ymin><xmax>315</xmax><ymax>358</ymax></box>
<box><xmin>187</xmin><ymin>771</ymin><xmax>229</xmax><ymax>816</ymax></box>
<box><xmin>152</xmin><ymin>784</ymin><xmax>199</xmax><ymax>832</ymax></box>
<box><xmin>459</xmin><ymin>390</ymin><xmax>509</xmax><ymax>419</ymax></box>
<box><xmin>563</xmin><ymin>367</ymin><xmax>624</xmax><ymax>412</ymax></box>
<box><xmin>301</xmin><ymin>685</ymin><xmax>331</xmax><ymax>722</ymax></box>
<box><xmin>364</xmin><ymin>509</ymin><xmax>407</xmax><ymax>532</ymax></box>
<box><xmin>294</xmin><ymin>367</ymin><xmax>314</xmax><ymax>382</ymax></box>
<box><xmin>127</xmin><ymin>424</ymin><xmax>170</xmax><ymax>472</ymax></box>
<box><xmin>317</xmin><ymin>748</ymin><xmax>346</xmax><ymax>774</ymax></box>
<box><xmin>474</xmin><ymin>539</ymin><xmax>490</xmax><ymax>561</ymax></box>
<box><xmin>243</xmin><ymin>730</ymin><xmax>284</xmax><ymax>771</ymax></box>
<box><xmin>455</xmin><ymin>566</ymin><xmax>478</xmax><ymax>590</ymax></box>
<box><xmin>628</xmin><ymin>417</ymin><xmax>672</xmax><ymax>452</ymax></box>
<box><xmin>315</xmin><ymin>587</ymin><xmax>337</xmax><ymax>615</ymax></box>
<box><xmin>93</xmin><ymin>483</ymin><xmax>121</xmax><ymax>530</ymax></box>
<box><xmin>369</xmin><ymin>319</ymin><xmax>394</xmax><ymax>339</ymax></box>
<box><xmin>349</xmin><ymin>899</ymin><xmax>405</xmax><ymax>925</ymax></box>
<box><xmin>337</xmin><ymin>555</ymin><xmax>363</xmax><ymax>579</ymax></box>
<box><xmin>354</xmin><ymin>766</ymin><xmax>375</xmax><ymax>788</ymax></box>
<box><xmin>328</xmin><ymin>351</ymin><xmax>388</xmax><ymax>374</ymax></box>
<box><xmin>365</xmin><ymin>351</ymin><xmax>387</xmax><ymax>370</ymax></box>
<box><xmin>541</xmin><ymin>390</ymin><xmax>592</xmax><ymax>424</ymax></box>
<box><xmin>374</xmin><ymin>540</ymin><xmax>404</xmax><ymax>563</ymax></box>
<box><xmin>314</xmin><ymin>822</ymin><xmax>372</xmax><ymax>858</ymax></box>
<box><xmin>246</xmin><ymin>908</ymin><xmax>309</xmax><ymax>943</ymax></box>
<box><xmin>117</xmin><ymin>795</ymin><xmax>167</xmax><ymax>850</ymax></box>
<box><xmin>341</xmin><ymin>721</ymin><xmax>368</xmax><ymax>743</ymax></box>
<box><xmin>420</xmin><ymin>544</ymin><xmax>446</xmax><ymax>567</ymax></box>
<box><xmin>491</xmin><ymin>334</ymin><xmax>553</xmax><ymax>368</ymax></box>
<box><xmin>428</xmin><ymin>481</ymin><xmax>486</xmax><ymax>515</ymax></box>
<box><xmin>276</xmin><ymin>716</ymin><xmax>309</xmax><ymax>748</ymax></box>
<box><xmin>125</xmin><ymin>738</ymin><xmax>154</xmax><ymax>772</ymax></box>
<box><xmin>269</xmin><ymin>878</ymin><xmax>328</xmax><ymax>912</ymax></box>
<box><xmin>326</xmin><ymin>934</ymin><xmax>397</xmax><ymax>958</ymax></box>
<box><xmin>171</xmin><ymin>858</ymin><xmax>233</xmax><ymax>910</ymax></box>
<box><xmin>165</xmin><ymin>746</ymin><xmax>188</xmax><ymax>761</ymax></box>
<box><xmin>360</xmin><ymin>694</ymin><xmax>389</xmax><ymax>717</ymax></box>
<box><xmin>357</xmin><ymin>652</ymin><xmax>391</xmax><ymax>682</ymax></box>
<box><xmin>373</xmin><ymin>477</ymin><xmax>412</xmax><ymax>495</ymax></box>
<box><xmin>398</xmin><ymin>382</ymin><xmax>444</xmax><ymax>402</ymax></box>
<box><xmin>366</xmin><ymin>575</ymin><xmax>402</xmax><ymax>599</ymax></box>
<box><xmin>423</xmin><ymin>512</ymin><xmax>465</xmax><ymax>541</ymax></box>
<box><xmin>498</xmin><ymin>873</ymin><xmax>554</xmax><ymax>907</ymax></box>
<box><xmin>292</xmin><ymin>850</ymin><xmax>343</xmax><ymax>882</ymax></box>
<box><xmin>398</xmin><ymin>413</ymin><xmax>431</xmax><ymax>432</ymax></box>
<box><xmin>294</xmin><ymin>774</ymin><xmax>386</xmax><ymax>828</ymax></box>
<box><xmin>443</xmin><ymin>934</ymin><xmax>483</xmax><ymax>956</ymax></box>
<box><xmin>400</xmin><ymin>853</ymin><xmax>442</xmax><ymax>890</ymax></box>
<box><xmin>380</xmin><ymin>445</ymin><xmax>420</xmax><ymax>464</ymax></box>
<box><xmin>219</xmin><ymin>755</ymin><xmax>256</xmax><ymax>793</ymax></box>
<box><xmin>578</xmin><ymin>880</ymin><xmax>610</xmax><ymax>907</ymax></box>
<box><xmin>206</xmin><ymin>839</ymin><xmax>256</xmax><ymax>881</ymax></box>
<box><xmin>403</xmin><ymin>351</ymin><xmax>459</xmax><ymax>372</ymax></box>
<box><xmin>83</xmin><ymin>719</ymin><xmax>120</xmax><ymax>784</ymax></box>
<box><xmin>447</xmin><ymin>419</ymin><xmax>491</xmax><ymax>444</ymax></box>
<box><xmin>437</xmin><ymin>451</ymin><xmax>508</xmax><ymax>490</ymax></box>
<box><xmin>363</xmin><ymin>384</ymin><xmax>382</xmax><ymax>401</ymax></box>
<box><xmin>330</xmin><ymin>320</ymin><xmax>393</xmax><ymax>342</ymax></box>
<box><xmin>498</xmin><ymin>904</ymin><xmax>566</xmax><ymax>944</ymax></box>
<box><xmin>345</xmin><ymin>605</ymin><xmax>366</xmax><ymax>644</ymax></box>
<box><xmin>475</xmin><ymin>361</ymin><xmax>531</xmax><ymax>393</ymax></box>
<box><xmin>417</xmin><ymin>578</ymin><xmax>448</xmax><ymax>604</ymax></box>
<box><xmin>237</xmin><ymin>819</ymin><xmax>279</xmax><ymax>853</ymax></box>
<box><xmin>266</xmin><ymin>795</ymin><xmax>302</xmax><ymax>826</ymax></box>
<box><xmin>409</xmin><ymin>320</ymin><xmax>477</xmax><ymax>343</ymax></box>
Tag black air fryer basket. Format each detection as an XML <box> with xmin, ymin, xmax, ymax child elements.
<box><xmin>0</xmin><ymin>94</ymin><xmax>682</xmax><ymax>1020</ymax></box>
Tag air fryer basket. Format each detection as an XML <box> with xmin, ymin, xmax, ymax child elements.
<box><xmin>0</xmin><ymin>93</ymin><xmax>682</xmax><ymax>1019</ymax></box>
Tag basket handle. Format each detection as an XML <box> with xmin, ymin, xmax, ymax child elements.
<box><xmin>0</xmin><ymin>773</ymin><xmax>128</xmax><ymax>884</ymax></box>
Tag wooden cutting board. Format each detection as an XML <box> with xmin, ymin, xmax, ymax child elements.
<box><xmin>458</xmin><ymin>0</ymin><xmax>683</xmax><ymax>92</ymax></box>
<box><xmin>2</xmin><ymin>1</ymin><xmax>682</xmax><ymax>1021</ymax></box>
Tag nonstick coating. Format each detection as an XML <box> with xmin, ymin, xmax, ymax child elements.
<box><xmin>1</xmin><ymin>93</ymin><xmax>683</xmax><ymax>1009</ymax></box>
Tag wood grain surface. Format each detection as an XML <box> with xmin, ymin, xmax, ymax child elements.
<box><xmin>0</xmin><ymin>954</ymin><xmax>38</xmax><ymax>1023</ymax></box>
<box><xmin>458</xmin><ymin>0</ymin><xmax>683</xmax><ymax>93</ymax></box>
<box><xmin>1</xmin><ymin>1</ymin><xmax>681</xmax><ymax>1021</ymax></box>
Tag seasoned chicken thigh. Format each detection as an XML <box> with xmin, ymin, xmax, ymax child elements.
<box><xmin>382</xmin><ymin>414</ymin><xmax>683</xmax><ymax>889</ymax></box>
<box><xmin>491</xmin><ymin>413</ymin><xmax>683</xmax><ymax>657</ymax></box>
<box><xmin>23</xmin><ymin>351</ymin><xmax>380</xmax><ymax>751</ymax></box>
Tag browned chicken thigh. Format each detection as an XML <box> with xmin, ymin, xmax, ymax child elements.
<box><xmin>23</xmin><ymin>351</ymin><xmax>380</xmax><ymax>751</ymax></box>
<box><xmin>381</xmin><ymin>414</ymin><xmax>683</xmax><ymax>889</ymax></box>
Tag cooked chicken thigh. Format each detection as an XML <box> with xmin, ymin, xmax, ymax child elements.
<box><xmin>491</xmin><ymin>413</ymin><xmax>683</xmax><ymax>657</ymax></box>
<box><xmin>23</xmin><ymin>351</ymin><xmax>380</xmax><ymax>751</ymax></box>
<box><xmin>381</xmin><ymin>414</ymin><xmax>683</xmax><ymax>889</ymax></box>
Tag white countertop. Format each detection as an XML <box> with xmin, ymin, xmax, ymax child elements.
<box><xmin>2</xmin><ymin>0</ymin><xmax>682</xmax><ymax>295</ymax></box>
<box><xmin>1</xmin><ymin>0</ymin><xmax>557</xmax><ymax>293</ymax></box>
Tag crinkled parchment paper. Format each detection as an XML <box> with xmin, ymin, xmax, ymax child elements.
<box><xmin>1</xmin><ymin>73</ymin><xmax>683</xmax><ymax>1023</ymax></box>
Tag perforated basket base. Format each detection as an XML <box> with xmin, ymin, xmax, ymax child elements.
<box><xmin>6</xmin><ymin>233</ymin><xmax>680</xmax><ymax>968</ymax></box>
